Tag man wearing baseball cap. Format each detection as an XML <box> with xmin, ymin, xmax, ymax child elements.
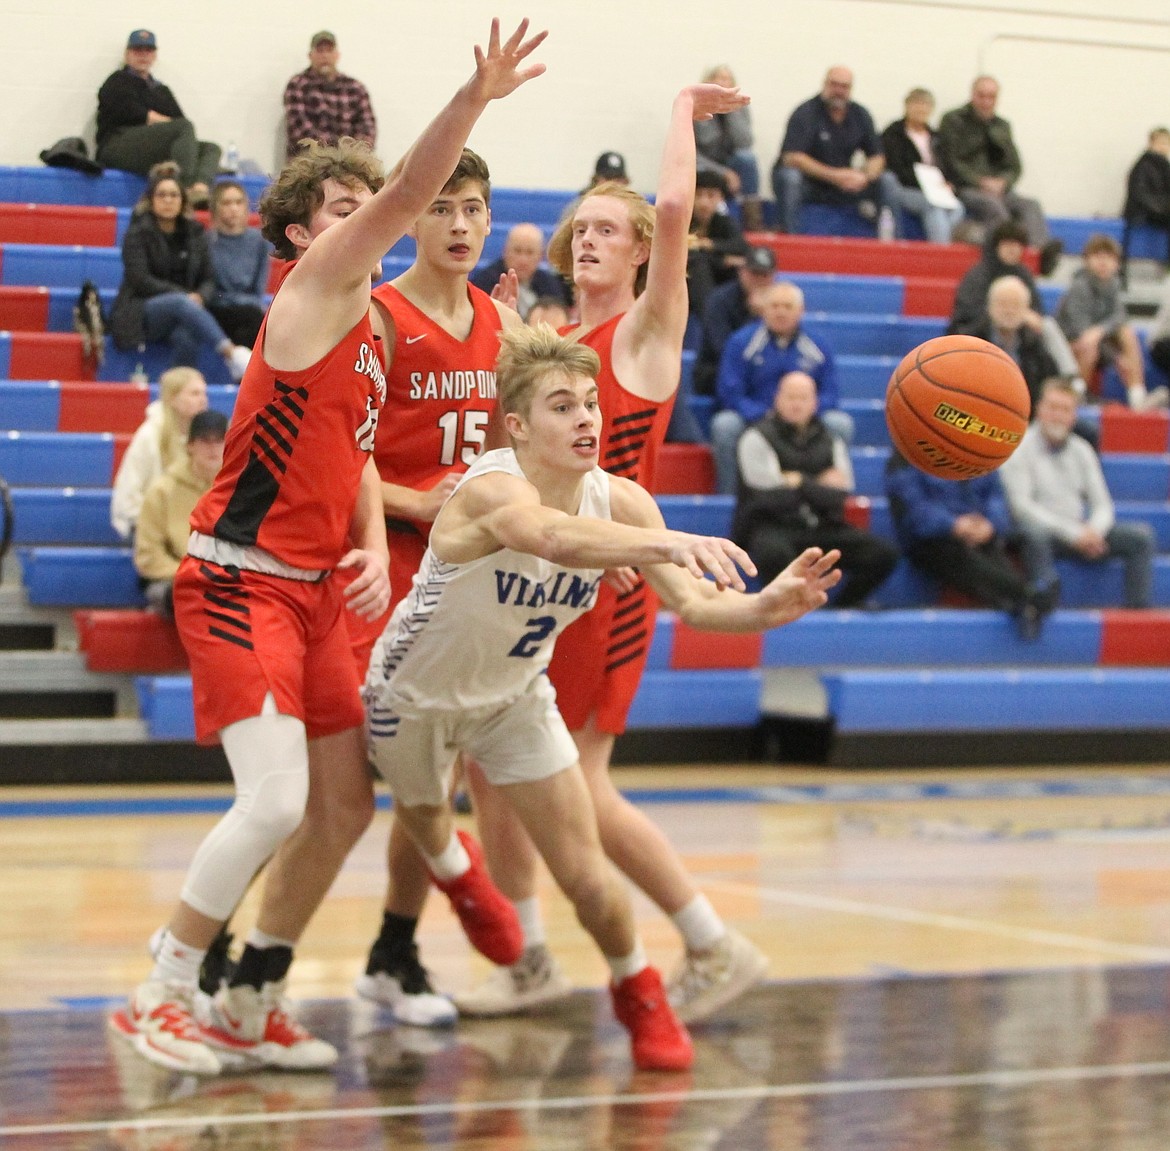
<box><xmin>283</xmin><ymin>30</ymin><xmax>377</xmax><ymax>160</ymax></box>
<box><xmin>96</xmin><ymin>30</ymin><xmax>222</xmax><ymax>208</ymax></box>
<box><xmin>581</xmin><ymin>150</ymin><xmax>630</xmax><ymax>193</ymax></box>
<box><xmin>693</xmin><ymin>243</ymin><xmax>778</xmax><ymax>395</ymax></box>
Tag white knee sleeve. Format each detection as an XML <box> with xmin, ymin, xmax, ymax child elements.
<box><xmin>180</xmin><ymin>703</ymin><xmax>309</xmax><ymax>921</ymax></box>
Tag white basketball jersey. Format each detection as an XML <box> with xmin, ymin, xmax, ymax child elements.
<box><xmin>366</xmin><ymin>448</ymin><xmax>610</xmax><ymax>712</ymax></box>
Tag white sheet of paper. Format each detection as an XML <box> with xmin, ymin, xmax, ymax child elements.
<box><xmin>914</xmin><ymin>163</ymin><xmax>961</xmax><ymax>210</ymax></box>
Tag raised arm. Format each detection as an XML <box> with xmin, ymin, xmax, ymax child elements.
<box><xmin>634</xmin><ymin>84</ymin><xmax>751</xmax><ymax>345</ymax></box>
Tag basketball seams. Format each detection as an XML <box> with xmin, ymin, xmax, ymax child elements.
<box><xmin>885</xmin><ymin>334</ymin><xmax>1029</xmax><ymax>479</ymax></box>
<box><xmin>886</xmin><ymin>385</ymin><xmax>1002</xmax><ymax>467</ymax></box>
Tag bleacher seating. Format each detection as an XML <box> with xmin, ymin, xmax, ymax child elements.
<box><xmin>4</xmin><ymin>163</ymin><xmax>1170</xmax><ymax>764</ymax></box>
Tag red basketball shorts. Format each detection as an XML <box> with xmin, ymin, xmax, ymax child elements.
<box><xmin>547</xmin><ymin>577</ymin><xmax>658</xmax><ymax>736</ymax></box>
<box><xmin>174</xmin><ymin>556</ymin><xmax>364</xmax><ymax>745</ymax></box>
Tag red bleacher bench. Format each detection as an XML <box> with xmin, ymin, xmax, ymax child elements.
<box><xmin>1098</xmin><ymin>406</ymin><xmax>1170</xmax><ymax>454</ymax></box>
<box><xmin>1099</xmin><ymin>609</ymin><xmax>1170</xmax><ymax>666</ymax></box>
<box><xmin>650</xmin><ymin>443</ymin><xmax>715</xmax><ymax>495</ymax></box>
<box><xmin>74</xmin><ymin>609</ymin><xmax>189</xmax><ymax>673</ymax></box>
<box><xmin>0</xmin><ymin>203</ymin><xmax>118</xmax><ymax>247</ymax></box>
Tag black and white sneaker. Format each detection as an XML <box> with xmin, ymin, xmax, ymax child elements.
<box><xmin>355</xmin><ymin>943</ymin><xmax>456</xmax><ymax>1027</ymax></box>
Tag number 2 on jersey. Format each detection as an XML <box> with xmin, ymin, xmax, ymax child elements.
<box><xmin>437</xmin><ymin>409</ymin><xmax>490</xmax><ymax>467</ymax></box>
<box><xmin>507</xmin><ymin>616</ymin><xmax>556</xmax><ymax>659</ymax></box>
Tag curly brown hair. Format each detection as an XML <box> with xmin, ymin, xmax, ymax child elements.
<box><xmin>547</xmin><ymin>182</ymin><xmax>655</xmax><ymax>297</ymax></box>
<box><xmin>260</xmin><ymin>138</ymin><xmax>386</xmax><ymax>259</ymax></box>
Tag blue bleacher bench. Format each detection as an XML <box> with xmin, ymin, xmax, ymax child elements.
<box><xmin>0</xmin><ymin>431</ymin><xmax>115</xmax><ymax>485</ymax></box>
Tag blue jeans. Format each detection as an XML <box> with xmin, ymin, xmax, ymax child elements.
<box><xmin>710</xmin><ymin>407</ymin><xmax>855</xmax><ymax>496</ymax></box>
<box><xmin>770</xmin><ymin>167</ymin><xmax>900</xmax><ymax>235</ymax></box>
<box><xmin>1016</xmin><ymin>520</ymin><xmax>1155</xmax><ymax>608</ymax></box>
<box><xmin>887</xmin><ymin>184</ymin><xmax>964</xmax><ymax>244</ymax></box>
<box><xmin>727</xmin><ymin>149</ymin><xmax>761</xmax><ymax>198</ymax></box>
<box><xmin>143</xmin><ymin>292</ymin><xmax>230</xmax><ymax>369</ymax></box>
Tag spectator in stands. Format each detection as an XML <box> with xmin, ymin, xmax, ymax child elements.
<box><xmin>711</xmin><ymin>280</ymin><xmax>852</xmax><ymax>495</ymax></box>
<box><xmin>109</xmin><ymin>167</ymin><xmax>253</xmax><ymax>383</ymax></box>
<box><xmin>771</xmin><ymin>65</ymin><xmax>899</xmax><ymax>236</ymax></box>
<box><xmin>96</xmin><ymin>30</ymin><xmax>221</xmax><ymax>208</ymax></box>
<box><xmin>937</xmin><ymin>76</ymin><xmax>1062</xmax><ymax>274</ymax></box>
<box><xmin>134</xmin><ymin>409</ymin><xmax>229</xmax><ymax>617</ymax></box>
<box><xmin>693</xmin><ymin>243</ymin><xmax>776</xmax><ymax>395</ymax></box>
<box><xmin>1057</xmin><ymin>234</ymin><xmax>1168</xmax><ymax>411</ymax></box>
<box><xmin>968</xmin><ymin>276</ymin><xmax>1058</xmax><ymax>403</ymax></box>
<box><xmin>1124</xmin><ymin>128</ymin><xmax>1170</xmax><ymax>243</ymax></box>
<box><xmin>582</xmin><ymin>151</ymin><xmax>630</xmax><ymax>194</ymax></box>
<box><xmin>110</xmin><ymin>366</ymin><xmax>208</xmax><ymax>540</ymax></box>
<box><xmin>207</xmin><ymin>181</ymin><xmax>270</xmax><ymax>350</ymax></box>
<box><xmin>1146</xmin><ymin>276</ymin><xmax>1170</xmax><ymax>382</ymax></box>
<box><xmin>526</xmin><ymin>295</ymin><xmax>570</xmax><ymax>329</ymax></box>
<box><xmin>734</xmin><ymin>371</ymin><xmax>897</xmax><ymax>606</ymax></box>
<box><xmin>880</xmin><ymin>87</ymin><xmax>964</xmax><ymax>243</ymax></box>
<box><xmin>948</xmin><ymin>221</ymin><xmax>1081</xmax><ymax>386</ymax></box>
<box><xmin>283</xmin><ymin>31</ymin><xmax>376</xmax><ymax>160</ymax></box>
<box><xmin>686</xmin><ymin>170</ymin><xmax>749</xmax><ymax>317</ymax></box>
<box><xmin>470</xmin><ymin>222</ymin><xmax>570</xmax><ymax>319</ymax></box>
<box><xmin>695</xmin><ymin>64</ymin><xmax>763</xmax><ymax>232</ymax></box>
<box><xmin>1001</xmin><ymin>378</ymin><xmax>1155</xmax><ymax>610</ymax></box>
<box><xmin>885</xmin><ymin>452</ymin><xmax>1059</xmax><ymax>640</ymax></box>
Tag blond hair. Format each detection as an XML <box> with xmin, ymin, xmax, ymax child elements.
<box><xmin>547</xmin><ymin>182</ymin><xmax>656</xmax><ymax>297</ymax></box>
<box><xmin>261</xmin><ymin>138</ymin><xmax>386</xmax><ymax>259</ymax></box>
<box><xmin>157</xmin><ymin>367</ymin><xmax>206</xmax><ymax>469</ymax></box>
<box><xmin>496</xmin><ymin>324</ymin><xmax>601</xmax><ymax>418</ymax></box>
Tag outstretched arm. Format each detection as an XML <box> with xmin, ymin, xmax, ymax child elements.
<box><xmin>430</xmin><ymin>470</ymin><xmax>754</xmax><ymax>590</ymax></box>
<box><xmin>610</xmin><ymin>477</ymin><xmax>841</xmax><ymax>632</ymax></box>
<box><xmin>634</xmin><ymin>84</ymin><xmax>751</xmax><ymax>349</ymax></box>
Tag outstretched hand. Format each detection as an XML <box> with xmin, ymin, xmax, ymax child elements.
<box><xmin>470</xmin><ymin>18</ymin><xmax>548</xmax><ymax>104</ymax></box>
<box><xmin>490</xmin><ymin>268</ymin><xmax>521</xmax><ymax>312</ymax></box>
<box><xmin>756</xmin><ymin>547</ymin><xmax>842</xmax><ymax>626</ymax></box>
<box><xmin>684</xmin><ymin>82</ymin><xmax>751</xmax><ymax>122</ymax></box>
<box><xmin>667</xmin><ymin>533</ymin><xmax>756</xmax><ymax>591</ymax></box>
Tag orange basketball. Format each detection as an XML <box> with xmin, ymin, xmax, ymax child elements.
<box><xmin>884</xmin><ymin>334</ymin><xmax>1031</xmax><ymax>479</ymax></box>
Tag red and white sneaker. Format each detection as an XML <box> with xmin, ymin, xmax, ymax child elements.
<box><xmin>610</xmin><ymin>966</ymin><xmax>694</xmax><ymax>1072</ymax></box>
<box><xmin>197</xmin><ymin>980</ymin><xmax>337</xmax><ymax>1071</ymax></box>
<box><xmin>431</xmin><ymin>830</ymin><xmax>524</xmax><ymax>966</ymax></box>
<box><xmin>110</xmin><ymin>980</ymin><xmax>221</xmax><ymax>1076</ymax></box>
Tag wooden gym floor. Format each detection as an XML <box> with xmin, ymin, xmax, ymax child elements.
<box><xmin>5</xmin><ymin>762</ymin><xmax>1170</xmax><ymax>1149</ymax></box>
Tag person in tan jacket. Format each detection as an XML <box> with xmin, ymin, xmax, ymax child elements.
<box><xmin>133</xmin><ymin>408</ymin><xmax>228</xmax><ymax>616</ymax></box>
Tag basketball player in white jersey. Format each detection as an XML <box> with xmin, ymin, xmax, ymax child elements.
<box><xmin>363</xmin><ymin>325</ymin><xmax>840</xmax><ymax>1070</ymax></box>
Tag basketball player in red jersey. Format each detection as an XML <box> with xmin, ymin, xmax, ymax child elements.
<box><xmin>347</xmin><ymin>148</ymin><xmax>523</xmax><ymax>1027</ymax></box>
<box><xmin>111</xmin><ymin>20</ymin><xmax>546</xmax><ymax>1077</ymax></box>
<box><xmin>461</xmin><ymin>83</ymin><xmax>772</xmax><ymax>1025</ymax></box>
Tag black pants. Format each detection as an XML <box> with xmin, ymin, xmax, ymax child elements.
<box><xmin>746</xmin><ymin>520</ymin><xmax>899</xmax><ymax>607</ymax></box>
<box><xmin>208</xmin><ymin>303</ymin><xmax>264</xmax><ymax>349</ymax></box>
<box><xmin>906</xmin><ymin>536</ymin><xmax>1028</xmax><ymax>610</ymax></box>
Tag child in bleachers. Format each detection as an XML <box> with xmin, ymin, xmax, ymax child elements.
<box><xmin>110</xmin><ymin>366</ymin><xmax>208</xmax><ymax>540</ymax></box>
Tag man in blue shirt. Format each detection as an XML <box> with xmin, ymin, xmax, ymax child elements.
<box><xmin>771</xmin><ymin>65</ymin><xmax>899</xmax><ymax>236</ymax></box>
<box><xmin>710</xmin><ymin>280</ymin><xmax>852</xmax><ymax>494</ymax></box>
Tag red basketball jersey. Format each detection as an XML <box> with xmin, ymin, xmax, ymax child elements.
<box><xmin>563</xmin><ymin>312</ymin><xmax>675</xmax><ymax>488</ymax></box>
<box><xmin>191</xmin><ymin>308</ymin><xmax>386</xmax><ymax>570</ymax></box>
<box><xmin>371</xmin><ymin>281</ymin><xmax>503</xmax><ymax>537</ymax></box>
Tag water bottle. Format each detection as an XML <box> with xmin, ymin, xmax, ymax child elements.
<box><xmin>224</xmin><ymin>142</ymin><xmax>240</xmax><ymax>175</ymax></box>
<box><xmin>877</xmin><ymin>206</ymin><xmax>896</xmax><ymax>243</ymax></box>
<box><xmin>130</xmin><ymin>345</ymin><xmax>148</xmax><ymax>386</ymax></box>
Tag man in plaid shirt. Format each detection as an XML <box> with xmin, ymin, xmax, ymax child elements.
<box><xmin>283</xmin><ymin>31</ymin><xmax>377</xmax><ymax>160</ymax></box>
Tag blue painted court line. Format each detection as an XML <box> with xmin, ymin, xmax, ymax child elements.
<box><xmin>3</xmin><ymin>774</ymin><xmax>1170</xmax><ymax>819</ymax></box>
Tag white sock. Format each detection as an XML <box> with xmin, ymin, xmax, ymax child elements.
<box><xmin>149</xmin><ymin>928</ymin><xmax>205</xmax><ymax>985</ymax></box>
<box><xmin>424</xmin><ymin>832</ymin><xmax>471</xmax><ymax>881</ymax></box>
<box><xmin>513</xmin><ymin>897</ymin><xmax>545</xmax><ymax>949</ymax></box>
<box><xmin>671</xmin><ymin>894</ymin><xmax>726</xmax><ymax>954</ymax></box>
<box><xmin>1129</xmin><ymin>385</ymin><xmax>1149</xmax><ymax>409</ymax></box>
<box><xmin>606</xmin><ymin>939</ymin><xmax>648</xmax><ymax>984</ymax></box>
<box><xmin>245</xmin><ymin>927</ymin><xmax>297</xmax><ymax>951</ymax></box>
